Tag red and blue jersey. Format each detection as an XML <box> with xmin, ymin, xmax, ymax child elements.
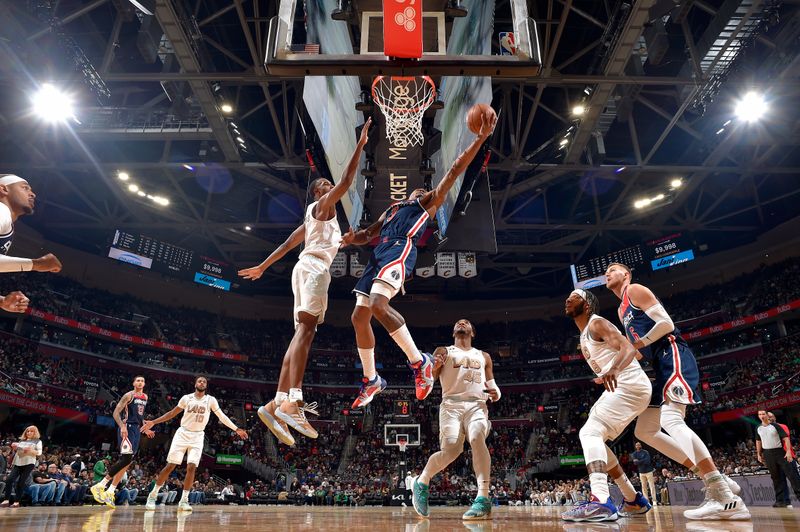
<box><xmin>379</xmin><ymin>199</ymin><xmax>429</xmax><ymax>244</ymax></box>
<box><xmin>123</xmin><ymin>392</ymin><xmax>148</xmax><ymax>426</ymax></box>
<box><xmin>617</xmin><ymin>287</ymin><xmax>684</xmax><ymax>361</ymax></box>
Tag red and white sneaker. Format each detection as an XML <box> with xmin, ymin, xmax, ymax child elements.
<box><xmin>410</xmin><ymin>353</ymin><xmax>434</xmax><ymax>400</ymax></box>
<box><xmin>351</xmin><ymin>375</ymin><xmax>387</xmax><ymax>408</ymax></box>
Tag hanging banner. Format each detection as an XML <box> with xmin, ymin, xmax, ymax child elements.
<box><xmin>330</xmin><ymin>252</ymin><xmax>347</xmax><ymax>278</ymax></box>
<box><xmin>436</xmin><ymin>252</ymin><xmax>457</xmax><ymax>278</ymax></box>
<box><xmin>458</xmin><ymin>252</ymin><xmax>477</xmax><ymax>278</ymax></box>
<box><xmin>416</xmin><ymin>265</ymin><xmax>436</xmax><ymax>278</ymax></box>
<box><xmin>349</xmin><ymin>253</ymin><xmax>366</xmax><ymax>277</ymax></box>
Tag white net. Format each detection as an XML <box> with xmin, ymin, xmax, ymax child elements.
<box><xmin>372</xmin><ymin>76</ymin><xmax>435</xmax><ymax>147</ymax></box>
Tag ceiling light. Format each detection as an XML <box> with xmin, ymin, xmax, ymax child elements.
<box><xmin>137</xmin><ymin>190</ymin><xmax>146</xmax><ymax>197</ymax></box>
<box><xmin>220</xmin><ymin>103</ymin><xmax>234</xmax><ymax>114</ymax></box>
<box><xmin>670</xmin><ymin>178</ymin><xmax>683</xmax><ymax>189</ymax></box>
<box><xmin>615</xmin><ymin>166</ymin><xmax>626</xmax><ymax>174</ymax></box>
<box><xmin>32</xmin><ymin>83</ymin><xmax>75</xmax><ymax>123</ymax></box>
<box><xmin>572</xmin><ymin>104</ymin><xmax>585</xmax><ymax>116</ymax></box>
<box><xmin>117</xmin><ymin>172</ymin><xmax>129</xmax><ymax>181</ymax></box>
<box><xmin>182</xmin><ymin>164</ymin><xmax>195</xmax><ymax>171</ymax></box>
<box><xmin>559</xmin><ymin>138</ymin><xmax>569</xmax><ymax>146</ymax></box>
<box><xmin>236</xmin><ymin>136</ymin><xmax>245</xmax><ymax>143</ymax></box>
<box><xmin>245</xmin><ymin>225</ymin><xmax>252</xmax><ymax>231</ymax></box>
<box><xmin>654</xmin><ymin>193</ymin><xmax>665</xmax><ymax>201</ymax></box>
<box><xmin>128</xmin><ymin>184</ymin><xmax>139</xmax><ymax>193</ymax></box>
<box><xmin>735</xmin><ymin>91</ymin><xmax>767</xmax><ymax>122</ymax></box>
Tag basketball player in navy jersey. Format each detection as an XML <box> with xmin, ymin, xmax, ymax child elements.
<box><xmin>90</xmin><ymin>375</ymin><xmax>154</xmax><ymax>508</ymax></box>
<box><xmin>345</xmin><ymin>111</ymin><xmax>496</xmax><ymax>408</ymax></box>
<box><xmin>0</xmin><ymin>174</ymin><xmax>62</xmax><ymax>312</ymax></box>
<box><xmin>605</xmin><ymin>263</ymin><xmax>750</xmax><ymax>520</ymax></box>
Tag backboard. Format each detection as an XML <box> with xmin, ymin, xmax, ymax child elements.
<box><xmin>268</xmin><ymin>0</ymin><xmax>541</xmax><ymax>77</ymax></box>
<box><xmin>384</xmin><ymin>423</ymin><xmax>421</xmax><ymax>447</ymax></box>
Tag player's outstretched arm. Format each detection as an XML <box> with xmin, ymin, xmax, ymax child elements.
<box><xmin>316</xmin><ymin>118</ymin><xmax>372</xmax><ymax>215</ymax></box>
<box><xmin>211</xmin><ymin>399</ymin><xmax>248</xmax><ymax>439</ymax></box>
<box><xmin>341</xmin><ymin>212</ymin><xmax>386</xmax><ymax>247</ymax></box>
<box><xmin>141</xmin><ymin>406</ymin><xmax>184</xmax><ymax>432</ymax></box>
<box><xmin>420</xmin><ymin>113</ymin><xmax>496</xmax><ymax>216</ymax></box>
<box><xmin>483</xmin><ymin>352</ymin><xmax>501</xmax><ymax>402</ymax></box>
<box><xmin>626</xmin><ymin>283</ymin><xmax>674</xmax><ymax>349</ymax></box>
<box><xmin>591</xmin><ymin>318</ymin><xmax>639</xmax><ymax>393</ymax></box>
<box><xmin>0</xmin><ymin>291</ymin><xmax>29</xmax><ymax>313</ymax></box>
<box><xmin>238</xmin><ymin>223</ymin><xmax>305</xmax><ymax>280</ymax></box>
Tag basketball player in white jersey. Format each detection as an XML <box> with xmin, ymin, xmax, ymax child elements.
<box><xmin>0</xmin><ymin>174</ymin><xmax>62</xmax><ymax>312</ymax></box>
<box><xmin>239</xmin><ymin>119</ymin><xmax>371</xmax><ymax>446</ymax></box>
<box><xmin>411</xmin><ymin>319</ymin><xmax>500</xmax><ymax>520</ymax></box>
<box><xmin>562</xmin><ymin>289</ymin><xmax>653</xmax><ymax>522</ymax></box>
<box><xmin>140</xmin><ymin>376</ymin><xmax>248</xmax><ymax>512</ymax></box>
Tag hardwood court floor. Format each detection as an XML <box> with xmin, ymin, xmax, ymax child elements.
<box><xmin>0</xmin><ymin>504</ymin><xmax>798</xmax><ymax>531</ymax></box>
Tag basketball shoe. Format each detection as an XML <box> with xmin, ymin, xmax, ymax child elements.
<box><xmin>90</xmin><ymin>484</ymin><xmax>109</xmax><ymax>505</ymax></box>
<box><xmin>409</xmin><ymin>353</ymin><xmax>434</xmax><ymax>400</ymax></box>
<box><xmin>561</xmin><ymin>496</ymin><xmax>619</xmax><ymax>522</ymax></box>
<box><xmin>145</xmin><ymin>493</ymin><xmax>157</xmax><ymax>510</ymax></box>
<box><xmin>258</xmin><ymin>401</ymin><xmax>295</xmax><ymax>446</ymax></box>
<box><xmin>411</xmin><ymin>477</ymin><xmax>430</xmax><ymax>518</ymax></box>
<box><xmin>352</xmin><ymin>375</ymin><xmax>387</xmax><ymax>408</ymax></box>
<box><xmin>618</xmin><ymin>491</ymin><xmax>652</xmax><ymax>517</ymax></box>
<box><xmin>178</xmin><ymin>501</ymin><xmax>192</xmax><ymax>512</ymax></box>
<box><xmin>462</xmin><ymin>496</ymin><xmax>492</xmax><ymax>520</ymax></box>
<box><xmin>103</xmin><ymin>489</ymin><xmax>116</xmax><ymax>509</ymax></box>
<box><xmin>277</xmin><ymin>400</ymin><xmax>319</xmax><ymax>439</ymax></box>
<box><xmin>683</xmin><ymin>485</ymin><xmax>750</xmax><ymax>520</ymax></box>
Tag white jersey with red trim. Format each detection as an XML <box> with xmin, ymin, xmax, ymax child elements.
<box><xmin>439</xmin><ymin>346</ymin><xmax>488</xmax><ymax>402</ymax></box>
<box><xmin>579</xmin><ymin>314</ymin><xmax>644</xmax><ymax>378</ymax></box>
<box><xmin>298</xmin><ymin>201</ymin><xmax>342</xmax><ymax>267</ymax></box>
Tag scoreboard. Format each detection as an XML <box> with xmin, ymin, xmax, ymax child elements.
<box><xmin>571</xmin><ymin>234</ymin><xmax>696</xmax><ymax>289</ymax></box>
<box><xmin>394</xmin><ymin>400</ymin><xmax>411</xmax><ymax>418</ymax></box>
<box><xmin>108</xmin><ymin>230</ymin><xmax>237</xmax><ymax>291</ymax></box>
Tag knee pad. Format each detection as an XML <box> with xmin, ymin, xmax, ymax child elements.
<box><xmin>579</xmin><ymin>418</ymin><xmax>609</xmax><ymax>465</ymax></box>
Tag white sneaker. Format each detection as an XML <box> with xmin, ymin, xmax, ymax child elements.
<box><xmin>178</xmin><ymin>501</ymin><xmax>192</xmax><ymax>512</ymax></box>
<box><xmin>145</xmin><ymin>496</ymin><xmax>157</xmax><ymax>510</ymax></box>
<box><xmin>684</xmin><ymin>489</ymin><xmax>750</xmax><ymax>520</ymax></box>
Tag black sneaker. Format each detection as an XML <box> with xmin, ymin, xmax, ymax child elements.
<box><xmin>773</xmin><ymin>502</ymin><xmax>788</xmax><ymax>508</ymax></box>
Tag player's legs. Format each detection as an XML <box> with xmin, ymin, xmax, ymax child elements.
<box><xmin>276</xmin><ymin>311</ymin><xmax>320</xmax><ymax>439</ymax></box>
<box><xmin>177</xmin><ymin>463</ymin><xmax>198</xmax><ymax>511</ymax></box>
<box><xmin>634</xmin><ymin>407</ymin><xmax>694</xmax><ymax>468</ymax></box>
<box><xmin>463</xmin><ymin>404</ymin><xmax>492</xmax><ymax>520</ymax></box>
<box><xmin>661</xmin><ymin>400</ymin><xmax>750</xmax><ymax>519</ymax></box>
<box><xmin>413</xmin><ymin>403</ymin><xmax>465</xmax><ymax>517</ymax></box>
<box><xmin>350</xmin><ymin>296</ymin><xmax>387</xmax><ymax>408</ymax></box>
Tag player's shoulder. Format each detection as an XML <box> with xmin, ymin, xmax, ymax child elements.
<box><xmin>0</xmin><ymin>202</ymin><xmax>12</xmax><ymax>235</ymax></box>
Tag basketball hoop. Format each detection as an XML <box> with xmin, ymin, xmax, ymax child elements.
<box><xmin>372</xmin><ymin>76</ymin><xmax>436</xmax><ymax>147</ymax></box>
<box><xmin>398</xmin><ymin>438</ymin><xmax>408</xmax><ymax>453</ymax></box>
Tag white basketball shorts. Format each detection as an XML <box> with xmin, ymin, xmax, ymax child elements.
<box><xmin>588</xmin><ymin>368</ymin><xmax>652</xmax><ymax>440</ymax></box>
<box><xmin>292</xmin><ymin>254</ymin><xmax>331</xmax><ymax>328</ymax></box>
<box><xmin>167</xmin><ymin>427</ymin><xmax>205</xmax><ymax>466</ymax></box>
<box><xmin>438</xmin><ymin>398</ymin><xmax>491</xmax><ymax>447</ymax></box>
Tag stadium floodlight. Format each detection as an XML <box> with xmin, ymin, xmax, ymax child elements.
<box><xmin>117</xmin><ymin>172</ymin><xmax>129</xmax><ymax>181</ymax></box>
<box><xmin>245</xmin><ymin>225</ymin><xmax>252</xmax><ymax>231</ymax></box>
<box><xmin>220</xmin><ymin>103</ymin><xmax>234</xmax><ymax>114</ymax></box>
<box><xmin>670</xmin><ymin>178</ymin><xmax>683</xmax><ymax>189</ymax></box>
<box><xmin>32</xmin><ymin>83</ymin><xmax>75</xmax><ymax>123</ymax></box>
<box><xmin>735</xmin><ymin>91</ymin><xmax>767</xmax><ymax>122</ymax></box>
<box><xmin>572</xmin><ymin>104</ymin><xmax>585</xmax><ymax>116</ymax></box>
<box><xmin>128</xmin><ymin>184</ymin><xmax>139</xmax><ymax>193</ymax></box>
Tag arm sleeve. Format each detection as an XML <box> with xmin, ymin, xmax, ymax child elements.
<box><xmin>0</xmin><ymin>254</ymin><xmax>33</xmax><ymax>272</ymax></box>
<box><xmin>211</xmin><ymin>398</ymin><xmax>238</xmax><ymax>431</ymax></box>
<box><xmin>639</xmin><ymin>303</ymin><xmax>675</xmax><ymax>346</ymax></box>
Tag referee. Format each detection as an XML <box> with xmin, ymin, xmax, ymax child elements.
<box><xmin>756</xmin><ymin>409</ymin><xmax>800</xmax><ymax>507</ymax></box>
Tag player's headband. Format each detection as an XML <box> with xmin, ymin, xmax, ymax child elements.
<box><xmin>570</xmin><ymin>289</ymin><xmax>588</xmax><ymax>301</ymax></box>
<box><xmin>0</xmin><ymin>175</ymin><xmax>27</xmax><ymax>187</ymax></box>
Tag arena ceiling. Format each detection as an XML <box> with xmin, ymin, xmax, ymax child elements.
<box><xmin>0</xmin><ymin>0</ymin><xmax>798</xmax><ymax>298</ymax></box>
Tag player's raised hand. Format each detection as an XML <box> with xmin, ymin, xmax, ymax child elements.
<box><xmin>433</xmin><ymin>347</ymin><xmax>447</xmax><ymax>370</ymax></box>
<box><xmin>238</xmin><ymin>265</ymin><xmax>265</xmax><ymax>280</ymax></box>
<box><xmin>358</xmin><ymin>117</ymin><xmax>372</xmax><ymax>147</ymax></box>
<box><xmin>0</xmin><ymin>291</ymin><xmax>29</xmax><ymax>313</ymax></box>
<box><xmin>235</xmin><ymin>428</ymin><xmax>249</xmax><ymax>440</ymax></box>
<box><xmin>478</xmin><ymin>111</ymin><xmax>497</xmax><ymax>139</ymax></box>
<box><xmin>32</xmin><ymin>253</ymin><xmax>62</xmax><ymax>273</ymax></box>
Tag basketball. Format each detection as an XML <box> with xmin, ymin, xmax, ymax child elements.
<box><xmin>467</xmin><ymin>103</ymin><xmax>496</xmax><ymax>135</ymax></box>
